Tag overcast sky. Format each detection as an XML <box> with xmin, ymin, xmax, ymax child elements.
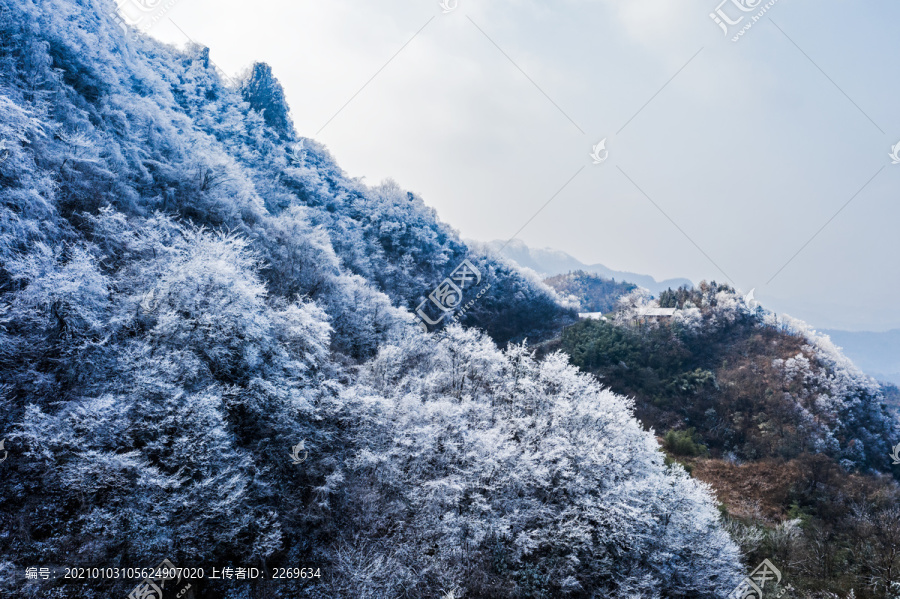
<box><xmin>141</xmin><ymin>0</ymin><xmax>900</xmax><ymax>332</ymax></box>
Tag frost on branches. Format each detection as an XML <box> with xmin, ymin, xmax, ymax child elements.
<box><xmin>0</xmin><ymin>0</ymin><xmax>741</xmax><ymax>596</ymax></box>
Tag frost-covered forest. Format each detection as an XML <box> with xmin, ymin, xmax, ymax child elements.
<box><xmin>0</xmin><ymin>0</ymin><xmax>753</xmax><ymax>597</ymax></box>
<box><xmin>550</xmin><ymin>278</ymin><xmax>900</xmax><ymax>597</ymax></box>
<box><xmin>555</xmin><ymin>281</ymin><xmax>898</xmax><ymax>472</ymax></box>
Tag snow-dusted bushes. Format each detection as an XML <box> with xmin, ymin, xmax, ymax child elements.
<box><xmin>340</xmin><ymin>327</ymin><xmax>742</xmax><ymax>597</ymax></box>
<box><xmin>613</xmin><ymin>283</ymin><xmax>897</xmax><ymax>471</ymax></box>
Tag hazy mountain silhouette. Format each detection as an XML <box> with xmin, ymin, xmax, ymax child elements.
<box><xmin>485</xmin><ymin>239</ymin><xmax>693</xmax><ymax>295</ymax></box>
<box><xmin>823</xmin><ymin>329</ymin><xmax>900</xmax><ymax>386</ymax></box>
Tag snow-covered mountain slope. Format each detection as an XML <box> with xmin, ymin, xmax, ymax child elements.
<box><xmin>0</xmin><ymin>0</ymin><xmax>742</xmax><ymax>597</ymax></box>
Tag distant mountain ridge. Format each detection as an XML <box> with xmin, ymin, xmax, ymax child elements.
<box><xmin>486</xmin><ymin>239</ymin><xmax>693</xmax><ymax>295</ymax></box>
<box><xmin>823</xmin><ymin>329</ymin><xmax>900</xmax><ymax>386</ymax></box>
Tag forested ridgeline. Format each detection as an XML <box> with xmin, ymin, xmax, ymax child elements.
<box><xmin>549</xmin><ymin>277</ymin><xmax>900</xmax><ymax>597</ymax></box>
